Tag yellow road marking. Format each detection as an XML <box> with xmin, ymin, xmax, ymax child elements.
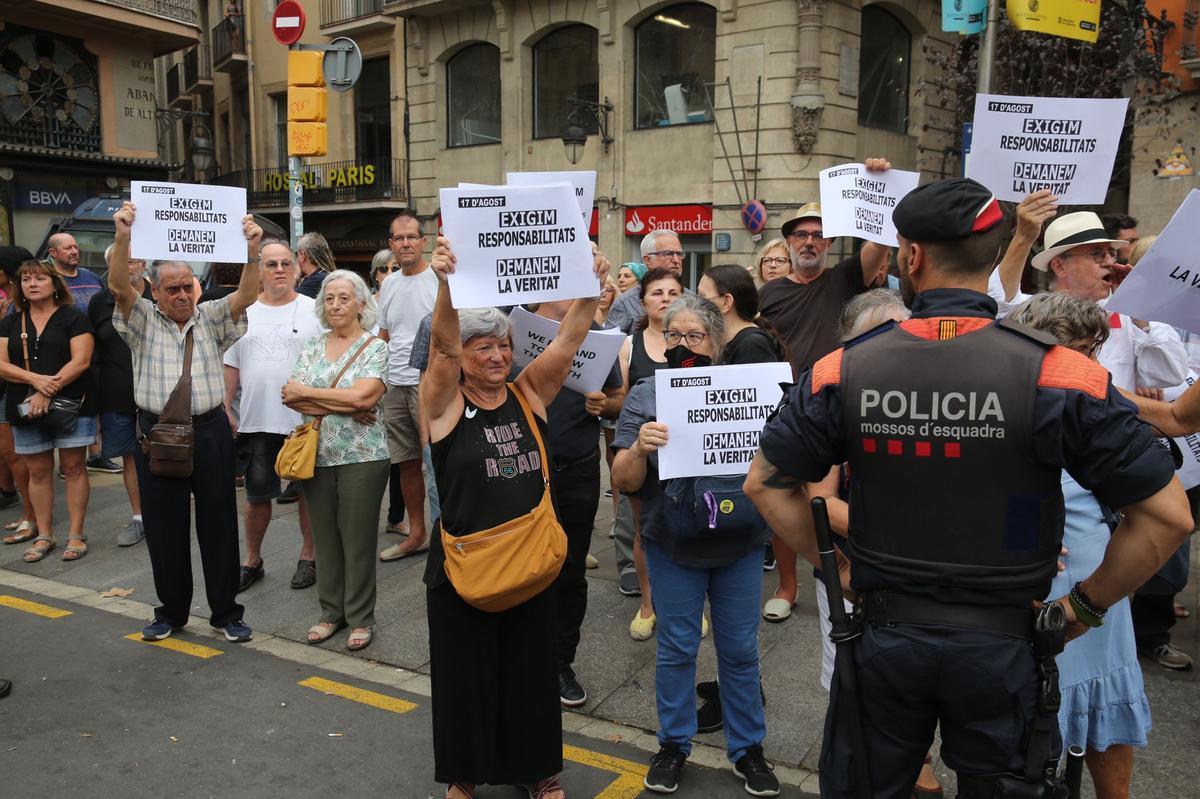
<box><xmin>299</xmin><ymin>676</ymin><xmax>418</xmax><ymax>714</ymax></box>
<box><xmin>124</xmin><ymin>633</ymin><xmax>223</xmax><ymax>659</ymax></box>
<box><xmin>0</xmin><ymin>594</ymin><xmax>73</xmax><ymax>619</ymax></box>
<box><xmin>563</xmin><ymin>743</ymin><xmax>648</xmax><ymax>799</ymax></box>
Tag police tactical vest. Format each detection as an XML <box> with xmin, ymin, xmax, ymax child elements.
<box><xmin>841</xmin><ymin>320</ymin><xmax>1064</xmax><ymax>608</ymax></box>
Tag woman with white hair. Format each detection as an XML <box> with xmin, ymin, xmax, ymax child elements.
<box><xmin>282</xmin><ymin>269</ymin><xmax>389</xmax><ymax>652</ymax></box>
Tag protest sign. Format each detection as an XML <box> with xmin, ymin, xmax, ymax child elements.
<box><xmin>509</xmin><ymin>307</ymin><xmax>624</xmax><ymax>395</ymax></box>
<box><xmin>965</xmin><ymin>94</ymin><xmax>1128</xmax><ymax>204</ymax></box>
<box><xmin>1164</xmin><ymin>373</ymin><xmax>1200</xmax><ymax>490</ymax></box>
<box><xmin>130</xmin><ymin>181</ymin><xmax>248</xmax><ymax>264</ymax></box>
<box><xmin>1006</xmin><ymin>0</ymin><xmax>1100</xmax><ymax>43</ymax></box>
<box><xmin>438</xmin><ymin>183</ymin><xmax>596</xmax><ymax>309</ymax></box>
<box><xmin>1106</xmin><ymin>190</ymin><xmax>1200</xmax><ymax>334</ymax></box>
<box><xmin>819</xmin><ymin>163</ymin><xmax>920</xmax><ymax>247</ymax></box>
<box><xmin>942</xmin><ymin>0</ymin><xmax>986</xmax><ymax>34</ymax></box>
<box><xmin>506</xmin><ymin>171</ymin><xmax>596</xmax><ymax>224</ymax></box>
<box><xmin>656</xmin><ymin>363</ymin><xmax>791</xmax><ymax>480</ymax></box>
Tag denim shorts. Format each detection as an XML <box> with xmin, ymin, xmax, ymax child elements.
<box><xmin>235</xmin><ymin>432</ymin><xmax>289</xmax><ymax>503</ymax></box>
<box><xmin>13</xmin><ymin>414</ymin><xmax>98</xmax><ymax>455</ymax></box>
<box><xmin>100</xmin><ymin>412</ymin><xmax>138</xmax><ymax>459</ymax></box>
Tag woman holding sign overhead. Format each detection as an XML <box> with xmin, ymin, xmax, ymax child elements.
<box><xmin>611</xmin><ymin>294</ymin><xmax>778</xmax><ymax>796</ymax></box>
<box><xmin>422</xmin><ymin>236</ymin><xmax>609</xmax><ymax>799</ymax></box>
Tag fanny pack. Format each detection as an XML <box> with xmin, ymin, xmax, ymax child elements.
<box><xmin>440</xmin><ymin>383</ymin><xmax>567</xmax><ymax>613</ymax></box>
<box><xmin>663</xmin><ymin>474</ymin><xmax>767</xmax><ymax>539</ymax></box>
<box><xmin>141</xmin><ymin>329</ymin><xmax>194</xmax><ymax>478</ymax></box>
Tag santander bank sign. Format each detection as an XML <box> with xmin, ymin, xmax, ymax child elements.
<box><xmin>624</xmin><ymin>205</ymin><xmax>713</xmax><ymax>236</ymax></box>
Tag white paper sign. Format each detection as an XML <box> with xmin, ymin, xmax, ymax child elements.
<box><xmin>1107</xmin><ymin>190</ymin><xmax>1200</xmax><ymax>334</ymax></box>
<box><xmin>656</xmin><ymin>363</ymin><xmax>791</xmax><ymax>480</ymax></box>
<box><xmin>439</xmin><ymin>184</ymin><xmax>595</xmax><ymax>309</ymax></box>
<box><xmin>508</xmin><ymin>307</ymin><xmax>624</xmax><ymax>395</ymax></box>
<box><xmin>130</xmin><ymin>181</ymin><xmax>248</xmax><ymax>263</ymax></box>
<box><xmin>818</xmin><ymin>163</ymin><xmax>920</xmax><ymax>247</ymax></box>
<box><xmin>1164</xmin><ymin>372</ymin><xmax>1200</xmax><ymax>490</ymax></box>
<box><xmin>506</xmin><ymin>171</ymin><xmax>596</xmax><ymax>225</ymax></box>
<box><xmin>965</xmin><ymin>94</ymin><xmax>1128</xmax><ymax>204</ymax></box>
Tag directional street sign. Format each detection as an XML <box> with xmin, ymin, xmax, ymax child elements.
<box><xmin>272</xmin><ymin>0</ymin><xmax>306</xmax><ymax>46</ymax></box>
<box><xmin>323</xmin><ymin>37</ymin><xmax>363</xmax><ymax>93</ymax></box>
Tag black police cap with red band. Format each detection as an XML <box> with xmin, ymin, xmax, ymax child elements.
<box><xmin>893</xmin><ymin>177</ymin><xmax>1003</xmax><ymax>243</ymax></box>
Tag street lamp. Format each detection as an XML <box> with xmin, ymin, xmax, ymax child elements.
<box><xmin>561</xmin><ymin>95</ymin><xmax>613</xmax><ymax>165</ymax></box>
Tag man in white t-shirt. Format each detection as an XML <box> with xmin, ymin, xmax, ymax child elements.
<box><xmin>223</xmin><ymin>240</ymin><xmax>324</xmax><ymax>592</ymax></box>
<box><xmin>377</xmin><ymin>210</ymin><xmax>439</xmax><ymax>559</ymax></box>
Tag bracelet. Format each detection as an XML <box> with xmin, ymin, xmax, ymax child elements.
<box><xmin>1069</xmin><ymin>582</ymin><xmax>1106</xmax><ymax>628</ymax></box>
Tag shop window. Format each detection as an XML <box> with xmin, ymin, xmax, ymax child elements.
<box><xmin>634</xmin><ymin>4</ymin><xmax>716</xmax><ymax>129</ymax></box>
<box><xmin>446</xmin><ymin>43</ymin><xmax>501</xmax><ymax>147</ymax></box>
<box><xmin>858</xmin><ymin>6</ymin><xmax>910</xmax><ymax>133</ymax></box>
<box><xmin>355</xmin><ymin>57</ymin><xmax>392</xmax><ymax>163</ymax></box>
<box><xmin>533</xmin><ymin>25</ymin><xmax>599</xmax><ymax>139</ymax></box>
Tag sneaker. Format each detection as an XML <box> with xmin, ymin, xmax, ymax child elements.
<box><xmin>630</xmin><ymin>609</ymin><xmax>656</xmax><ymax>641</ymax></box>
<box><xmin>734</xmin><ymin>746</ymin><xmax>780</xmax><ymax>797</ymax></box>
<box><xmin>1150</xmin><ymin>642</ymin><xmax>1194</xmax><ymax>670</ymax></box>
<box><xmin>276</xmin><ymin>482</ymin><xmax>301</xmax><ymax>504</ymax></box>
<box><xmin>213</xmin><ymin>619</ymin><xmax>253</xmax><ymax>643</ymax></box>
<box><xmin>0</xmin><ymin>490</ymin><xmax>19</xmax><ymax>510</ymax></box>
<box><xmin>559</xmin><ymin>667</ymin><xmax>587</xmax><ymax>707</ymax></box>
<box><xmin>644</xmin><ymin>743</ymin><xmax>687</xmax><ymax>793</ymax></box>
<box><xmin>763</xmin><ymin>542</ymin><xmax>776</xmax><ymax>571</ymax></box>
<box><xmin>604</xmin><ymin>488</ymin><xmax>613</xmax><ymax>498</ymax></box>
<box><xmin>117</xmin><ymin>519</ymin><xmax>144</xmax><ymax>547</ymax></box>
<box><xmin>142</xmin><ymin>618</ymin><xmax>183</xmax><ymax>641</ymax></box>
<box><xmin>619</xmin><ymin>570</ymin><xmax>641</xmax><ymax>596</ymax></box>
<box><xmin>87</xmin><ymin>456</ymin><xmax>123</xmax><ymax>474</ymax></box>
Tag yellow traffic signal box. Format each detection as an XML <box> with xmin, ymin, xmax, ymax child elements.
<box><xmin>287</xmin><ymin>51</ymin><xmax>327</xmax><ymax>156</ymax></box>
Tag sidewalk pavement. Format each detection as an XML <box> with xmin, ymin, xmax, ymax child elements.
<box><xmin>2</xmin><ymin>463</ymin><xmax>1197</xmax><ymax>797</ymax></box>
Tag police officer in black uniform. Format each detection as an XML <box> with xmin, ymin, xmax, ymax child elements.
<box><xmin>743</xmin><ymin>178</ymin><xmax>1193</xmax><ymax>799</ymax></box>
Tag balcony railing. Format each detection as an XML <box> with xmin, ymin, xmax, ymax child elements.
<box><xmin>321</xmin><ymin>0</ymin><xmax>385</xmax><ymax>27</ymax></box>
<box><xmin>98</xmin><ymin>0</ymin><xmax>198</xmax><ymax>26</ymax></box>
<box><xmin>1183</xmin><ymin>0</ymin><xmax>1199</xmax><ymax>61</ymax></box>
<box><xmin>165</xmin><ymin>62</ymin><xmax>187</xmax><ymax>107</ymax></box>
<box><xmin>212</xmin><ymin>158</ymin><xmax>408</xmax><ymax>208</ymax></box>
<box><xmin>212</xmin><ymin>17</ymin><xmax>247</xmax><ymax>70</ymax></box>
<box><xmin>183</xmin><ymin>45</ymin><xmax>213</xmax><ymax>92</ymax></box>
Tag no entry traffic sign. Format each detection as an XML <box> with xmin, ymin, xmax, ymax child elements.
<box><xmin>272</xmin><ymin>0</ymin><xmax>307</xmax><ymax>46</ymax></box>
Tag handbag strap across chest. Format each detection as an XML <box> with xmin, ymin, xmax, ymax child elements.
<box><xmin>159</xmin><ymin>328</ymin><xmax>194</xmax><ymax>425</ymax></box>
<box><xmin>313</xmin><ymin>334</ymin><xmax>377</xmax><ymax>431</ymax></box>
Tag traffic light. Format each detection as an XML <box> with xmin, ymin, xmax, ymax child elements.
<box><xmin>287</xmin><ymin>50</ymin><xmax>327</xmax><ymax>157</ymax></box>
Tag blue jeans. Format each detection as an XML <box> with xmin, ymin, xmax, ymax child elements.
<box><xmin>644</xmin><ymin>539</ymin><xmax>766</xmax><ymax>763</ymax></box>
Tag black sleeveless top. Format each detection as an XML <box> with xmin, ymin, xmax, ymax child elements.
<box><xmin>424</xmin><ymin>386</ymin><xmax>554</xmax><ymax>588</ymax></box>
<box><xmin>628</xmin><ymin>329</ymin><xmax>667</xmax><ymax>388</ymax></box>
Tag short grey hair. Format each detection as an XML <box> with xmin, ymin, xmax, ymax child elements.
<box><xmin>664</xmin><ymin>294</ymin><xmax>726</xmax><ymax>363</ymax></box>
<box><xmin>838</xmin><ymin>289</ymin><xmax>909</xmax><ymax>342</ymax></box>
<box><xmin>640</xmin><ymin>228</ymin><xmax>681</xmax><ymax>258</ymax></box>
<box><xmin>459</xmin><ymin>307</ymin><xmax>512</xmax><ymax>344</ymax></box>
<box><xmin>148</xmin><ymin>260</ymin><xmax>193</xmax><ymax>287</ymax></box>
<box><xmin>1010</xmin><ymin>292</ymin><xmax>1109</xmax><ymax>353</ymax></box>
<box><xmin>313</xmin><ymin>269</ymin><xmax>378</xmax><ymax>331</ymax></box>
<box><xmin>369</xmin><ymin>248</ymin><xmax>392</xmax><ymax>290</ymax></box>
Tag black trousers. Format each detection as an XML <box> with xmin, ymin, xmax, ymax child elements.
<box><xmin>135</xmin><ymin>409</ymin><xmax>243</xmax><ymax>629</ymax></box>
<box><xmin>551</xmin><ymin>452</ymin><xmax>601</xmax><ymax>670</ymax></box>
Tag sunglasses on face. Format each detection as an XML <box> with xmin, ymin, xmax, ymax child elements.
<box><xmin>376</xmin><ymin>264</ymin><xmax>400</xmax><ymax>273</ymax></box>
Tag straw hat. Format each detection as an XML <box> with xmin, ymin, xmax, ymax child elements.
<box><xmin>780</xmin><ymin>202</ymin><xmax>822</xmax><ymax>238</ymax></box>
<box><xmin>1031</xmin><ymin>211</ymin><xmax>1124</xmax><ymax>272</ymax></box>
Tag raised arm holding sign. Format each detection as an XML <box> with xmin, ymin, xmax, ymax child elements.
<box><xmin>819</xmin><ymin>163</ymin><xmax>920</xmax><ymax>247</ymax></box>
<box><xmin>130</xmin><ymin>181</ymin><xmax>249</xmax><ymax>265</ymax></box>
<box><xmin>509</xmin><ymin>306</ymin><xmax>624</xmax><ymax>395</ymax></box>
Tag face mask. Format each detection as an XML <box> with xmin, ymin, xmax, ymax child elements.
<box><xmin>666</xmin><ymin>344</ymin><xmax>712</xmax><ymax>369</ymax></box>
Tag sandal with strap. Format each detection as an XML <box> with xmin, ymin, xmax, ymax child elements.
<box><xmin>446</xmin><ymin>782</ymin><xmax>475</xmax><ymax>799</ymax></box>
<box><xmin>2</xmin><ymin>520</ymin><xmax>36</xmax><ymax>545</ymax></box>
<box><xmin>23</xmin><ymin>536</ymin><xmax>55</xmax><ymax>563</ymax></box>
<box><xmin>62</xmin><ymin>535</ymin><xmax>88</xmax><ymax>562</ymax></box>
<box><xmin>526</xmin><ymin>775</ymin><xmax>565</xmax><ymax>799</ymax></box>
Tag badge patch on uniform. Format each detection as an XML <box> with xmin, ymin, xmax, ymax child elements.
<box><xmin>938</xmin><ymin>320</ymin><xmax>958</xmax><ymax>340</ymax></box>
<box><xmin>497</xmin><ymin>458</ymin><xmax>517</xmax><ymax>479</ymax></box>
<box><xmin>719</xmin><ymin>499</ymin><xmax>734</xmax><ymax>514</ymax></box>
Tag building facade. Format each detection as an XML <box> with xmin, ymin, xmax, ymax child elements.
<box><xmin>0</xmin><ymin>0</ymin><xmax>200</xmax><ymax>259</ymax></box>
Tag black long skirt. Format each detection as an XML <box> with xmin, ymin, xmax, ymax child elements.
<box><xmin>427</xmin><ymin>581</ymin><xmax>563</xmax><ymax>785</ymax></box>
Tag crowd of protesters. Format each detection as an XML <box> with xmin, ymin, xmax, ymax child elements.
<box><xmin>0</xmin><ymin>169</ymin><xmax>1195</xmax><ymax>799</ymax></box>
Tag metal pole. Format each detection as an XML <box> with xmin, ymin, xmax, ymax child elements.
<box><xmin>287</xmin><ymin>44</ymin><xmax>303</xmax><ymax>251</ymax></box>
<box><xmin>752</xmin><ymin>75</ymin><xmax>763</xmax><ymax>201</ymax></box>
<box><xmin>976</xmin><ymin>0</ymin><xmax>1000</xmax><ymax>94</ymax></box>
<box><xmin>703</xmin><ymin>83</ymin><xmax>745</xmax><ymax>207</ymax></box>
<box><xmin>725</xmin><ymin>77</ymin><xmax>751</xmax><ymax>203</ymax></box>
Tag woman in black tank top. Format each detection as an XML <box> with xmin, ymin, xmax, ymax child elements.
<box><xmin>420</xmin><ymin>237</ymin><xmax>610</xmax><ymax>799</ymax></box>
<box><xmin>616</xmin><ymin>268</ymin><xmax>682</xmax><ymax>634</ymax></box>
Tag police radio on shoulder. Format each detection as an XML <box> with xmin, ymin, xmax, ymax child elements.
<box><xmin>1068</xmin><ymin>581</ymin><xmax>1107</xmax><ymax>628</ymax></box>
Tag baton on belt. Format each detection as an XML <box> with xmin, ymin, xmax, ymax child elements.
<box><xmin>1063</xmin><ymin>745</ymin><xmax>1085</xmax><ymax>799</ymax></box>
<box><xmin>812</xmin><ymin>497</ymin><xmax>872</xmax><ymax>799</ymax></box>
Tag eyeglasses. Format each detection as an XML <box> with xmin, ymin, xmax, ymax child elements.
<box><xmin>1064</xmin><ymin>249</ymin><xmax>1118</xmax><ymax>264</ymax></box>
<box><xmin>389</xmin><ymin>234</ymin><xmax>423</xmax><ymax>243</ymax></box>
<box><xmin>760</xmin><ymin>256</ymin><xmax>790</xmax><ymax>266</ymax></box>
<box><xmin>263</xmin><ymin>259</ymin><xmax>294</xmax><ymax>271</ymax></box>
<box><xmin>787</xmin><ymin>231</ymin><xmax>825</xmax><ymax>242</ymax></box>
<box><xmin>664</xmin><ymin>330</ymin><xmax>709</xmax><ymax>347</ymax></box>
<box><xmin>376</xmin><ymin>264</ymin><xmax>400</xmax><ymax>273</ymax></box>
<box><xmin>648</xmin><ymin>250</ymin><xmax>685</xmax><ymax>260</ymax></box>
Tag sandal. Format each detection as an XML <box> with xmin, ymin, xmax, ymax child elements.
<box><xmin>446</xmin><ymin>782</ymin><xmax>475</xmax><ymax>799</ymax></box>
<box><xmin>385</xmin><ymin>521</ymin><xmax>409</xmax><ymax>536</ymax></box>
<box><xmin>23</xmin><ymin>536</ymin><xmax>56</xmax><ymax>563</ymax></box>
<box><xmin>526</xmin><ymin>775</ymin><xmax>565</xmax><ymax>799</ymax></box>
<box><xmin>62</xmin><ymin>535</ymin><xmax>88</xmax><ymax>562</ymax></box>
<box><xmin>347</xmin><ymin>627</ymin><xmax>373</xmax><ymax>652</ymax></box>
<box><xmin>2</xmin><ymin>520</ymin><xmax>36</xmax><ymax>545</ymax></box>
<box><xmin>306</xmin><ymin>621</ymin><xmax>346</xmax><ymax>644</ymax></box>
